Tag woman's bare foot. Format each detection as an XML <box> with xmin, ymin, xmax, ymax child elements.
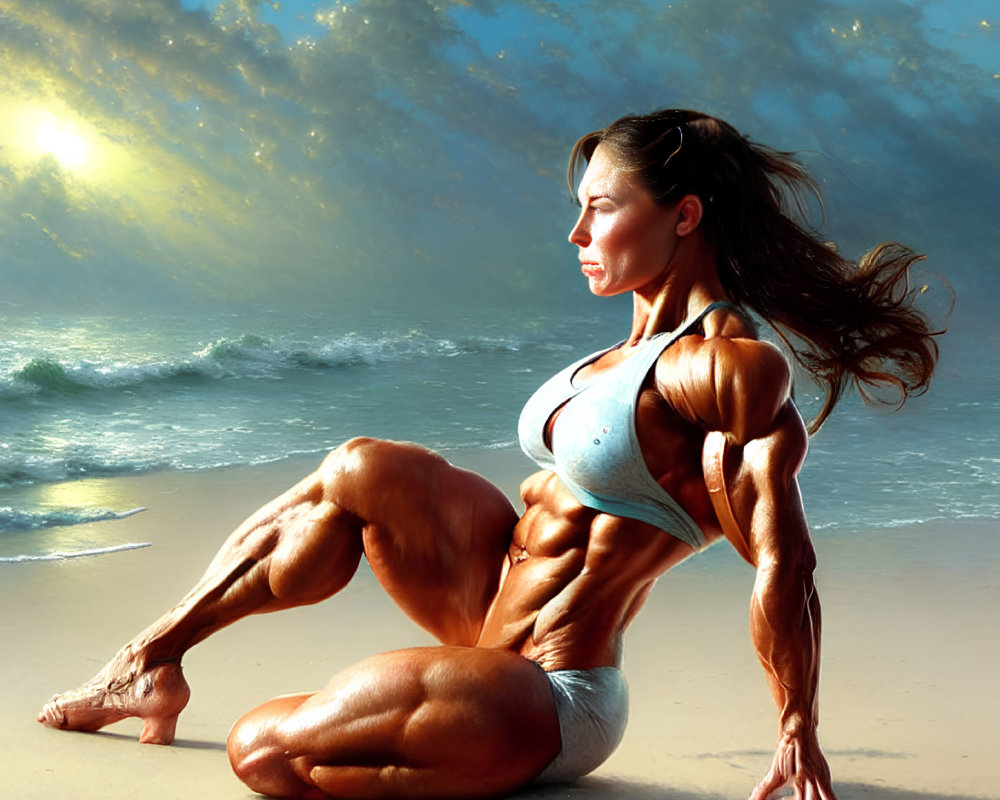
<box><xmin>38</xmin><ymin>648</ymin><xmax>190</xmax><ymax>745</ymax></box>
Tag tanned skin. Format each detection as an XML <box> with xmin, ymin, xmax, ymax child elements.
<box><xmin>39</xmin><ymin>145</ymin><xmax>836</xmax><ymax>800</ymax></box>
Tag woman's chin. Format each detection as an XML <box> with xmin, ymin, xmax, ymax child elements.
<box><xmin>588</xmin><ymin>281</ymin><xmax>626</xmax><ymax>298</ymax></box>
<box><xmin>584</xmin><ymin>274</ymin><xmax>614</xmax><ymax>296</ymax></box>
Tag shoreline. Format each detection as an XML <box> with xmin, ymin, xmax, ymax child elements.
<box><xmin>2</xmin><ymin>450</ymin><xmax>997</xmax><ymax>799</ymax></box>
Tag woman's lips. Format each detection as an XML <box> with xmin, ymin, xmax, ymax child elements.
<box><xmin>580</xmin><ymin>262</ymin><xmax>603</xmax><ymax>277</ymax></box>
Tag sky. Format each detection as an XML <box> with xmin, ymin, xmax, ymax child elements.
<box><xmin>0</xmin><ymin>0</ymin><xmax>996</xmax><ymax>320</ymax></box>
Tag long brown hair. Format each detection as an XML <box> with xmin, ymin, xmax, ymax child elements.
<box><xmin>568</xmin><ymin>109</ymin><xmax>943</xmax><ymax>434</ymax></box>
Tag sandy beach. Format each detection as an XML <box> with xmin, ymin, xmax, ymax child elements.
<box><xmin>2</xmin><ymin>447</ymin><xmax>997</xmax><ymax>800</ymax></box>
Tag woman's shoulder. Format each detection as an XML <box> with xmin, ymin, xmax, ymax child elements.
<box><xmin>653</xmin><ymin>327</ymin><xmax>792</xmax><ymax>444</ymax></box>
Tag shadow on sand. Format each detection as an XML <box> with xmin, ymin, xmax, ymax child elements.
<box><xmin>84</xmin><ymin>728</ymin><xmax>229</xmax><ymax>752</ymax></box>
<box><xmin>518</xmin><ymin>776</ymin><xmax>989</xmax><ymax>800</ymax></box>
<box><xmin>84</xmin><ymin>731</ymin><xmax>983</xmax><ymax>800</ymax></box>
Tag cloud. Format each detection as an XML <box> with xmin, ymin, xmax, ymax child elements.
<box><xmin>0</xmin><ymin>0</ymin><xmax>995</xmax><ymax>313</ymax></box>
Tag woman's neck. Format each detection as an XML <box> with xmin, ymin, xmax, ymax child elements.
<box><xmin>625</xmin><ymin>252</ymin><xmax>727</xmax><ymax>344</ymax></box>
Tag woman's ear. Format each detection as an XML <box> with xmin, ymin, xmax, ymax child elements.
<box><xmin>675</xmin><ymin>194</ymin><xmax>704</xmax><ymax>236</ymax></box>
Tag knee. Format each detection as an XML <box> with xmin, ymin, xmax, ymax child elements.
<box><xmin>228</xmin><ymin>709</ymin><xmax>324</xmax><ymax>799</ymax></box>
<box><xmin>319</xmin><ymin>436</ymin><xmax>442</xmax><ymax>493</ymax></box>
<box><xmin>321</xmin><ymin>436</ymin><xmax>384</xmax><ymax>471</ymax></box>
<box><xmin>317</xmin><ymin>437</ymin><xmax>385</xmax><ymax>490</ymax></box>
<box><xmin>228</xmin><ymin>740</ymin><xmax>297</xmax><ymax>798</ymax></box>
<box><xmin>227</xmin><ymin>715</ymin><xmax>285</xmax><ymax>795</ymax></box>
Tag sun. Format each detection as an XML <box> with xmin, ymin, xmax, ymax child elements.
<box><xmin>0</xmin><ymin>100</ymin><xmax>101</xmax><ymax>174</ymax></box>
<box><xmin>36</xmin><ymin>120</ymin><xmax>89</xmax><ymax>170</ymax></box>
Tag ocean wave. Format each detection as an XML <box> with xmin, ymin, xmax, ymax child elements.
<box><xmin>0</xmin><ymin>431</ymin><xmax>346</xmax><ymax>488</ymax></box>
<box><xmin>2</xmin><ymin>330</ymin><xmax>526</xmax><ymax>398</ymax></box>
<box><xmin>0</xmin><ymin>506</ymin><xmax>148</xmax><ymax>532</ymax></box>
<box><xmin>0</xmin><ymin>541</ymin><xmax>151</xmax><ymax>563</ymax></box>
<box><xmin>9</xmin><ymin>357</ymin><xmax>83</xmax><ymax>393</ymax></box>
<box><xmin>0</xmin><ymin>449</ymin><xmax>174</xmax><ymax>488</ymax></box>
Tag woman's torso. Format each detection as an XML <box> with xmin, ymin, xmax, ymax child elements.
<box><xmin>476</xmin><ymin>309</ymin><xmax>743</xmax><ymax>670</ymax></box>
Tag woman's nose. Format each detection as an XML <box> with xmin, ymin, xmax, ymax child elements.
<box><xmin>568</xmin><ymin>211</ymin><xmax>590</xmax><ymax>246</ymax></box>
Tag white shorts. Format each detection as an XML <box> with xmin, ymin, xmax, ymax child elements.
<box><xmin>533</xmin><ymin>666</ymin><xmax>629</xmax><ymax>784</ymax></box>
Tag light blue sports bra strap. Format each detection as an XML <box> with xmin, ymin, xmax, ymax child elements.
<box><xmin>677</xmin><ymin>299</ymin><xmax>741</xmax><ymax>338</ymax></box>
<box><xmin>638</xmin><ymin>299</ymin><xmax>742</xmax><ymax>370</ymax></box>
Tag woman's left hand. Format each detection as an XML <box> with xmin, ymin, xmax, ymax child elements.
<box><xmin>748</xmin><ymin>728</ymin><xmax>837</xmax><ymax>800</ymax></box>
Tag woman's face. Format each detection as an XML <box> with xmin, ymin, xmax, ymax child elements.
<box><xmin>568</xmin><ymin>144</ymin><xmax>680</xmax><ymax>297</ymax></box>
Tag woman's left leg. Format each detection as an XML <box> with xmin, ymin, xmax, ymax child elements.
<box><xmin>38</xmin><ymin>438</ymin><xmax>518</xmax><ymax>744</ymax></box>
<box><xmin>227</xmin><ymin>646</ymin><xmax>561</xmax><ymax>799</ymax></box>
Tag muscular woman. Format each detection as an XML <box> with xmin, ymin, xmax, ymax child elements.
<box><xmin>38</xmin><ymin>109</ymin><xmax>940</xmax><ymax>800</ymax></box>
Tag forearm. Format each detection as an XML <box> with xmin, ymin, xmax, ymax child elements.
<box><xmin>750</xmin><ymin>560</ymin><xmax>823</xmax><ymax>734</ymax></box>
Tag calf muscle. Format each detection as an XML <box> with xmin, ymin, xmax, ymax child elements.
<box><xmin>37</xmin><ymin>438</ymin><xmax>517</xmax><ymax>745</ymax></box>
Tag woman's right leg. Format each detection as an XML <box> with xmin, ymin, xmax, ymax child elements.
<box><xmin>226</xmin><ymin>646</ymin><xmax>561</xmax><ymax>800</ymax></box>
<box><xmin>38</xmin><ymin>437</ymin><xmax>519</xmax><ymax>743</ymax></box>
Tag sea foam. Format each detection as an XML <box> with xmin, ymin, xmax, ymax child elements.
<box><xmin>0</xmin><ymin>506</ymin><xmax>147</xmax><ymax>532</ymax></box>
<box><xmin>0</xmin><ymin>541</ymin><xmax>151</xmax><ymax>563</ymax></box>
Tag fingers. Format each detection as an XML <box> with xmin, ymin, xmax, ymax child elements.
<box><xmin>792</xmin><ymin>776</ymin><xmax>838</xmax><ymax>800</ymax></box>
<box><xmin>815</xmin><ymin>776</ymin><xmax>839</xmax><ymax>800</ymax></box>
<box><xmin>748</xmin><ymin>770</ymin><xmax>784</xmax><ymax>800</ymax></box>
<box><xmin>748</xmin><ymin>767</ymin><xmax>837</xmax><ymax>800</ymax></box>
<box><xmin>802</xmin><ymin>779</ymin><xmax>837</xmax><ymax>800</ymax></box>
<box><xmin>748</xmin><ymin>734</ymin><xmax>838</xmax><ymax>800</ymax></box>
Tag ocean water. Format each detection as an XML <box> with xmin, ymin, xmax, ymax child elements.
<box><xmin>1</xmin><ymin>307</ymin><xmax>996</xmax><ymax>562</ymax></box>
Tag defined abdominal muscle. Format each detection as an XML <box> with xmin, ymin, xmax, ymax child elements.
<box><xmin>478</xmin><ymin>487</ymin><xmax>684</xmax><ymax>669</ymax></box>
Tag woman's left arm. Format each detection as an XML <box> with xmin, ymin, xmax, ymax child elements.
<box><xmin>658</xmin><ymin>337</ymin><xmax>837</xmax><ymax>800</ymax></box>
<box><xmin>709</xmin><ymin>404</ymin><xmax>836</xmax><ymax>800</ymax></box>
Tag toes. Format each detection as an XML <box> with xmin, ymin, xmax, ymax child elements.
<box><xmin>38</xmin><ymin>701</ymin><xmax>66</xmax><ymax>727</ymax></box>
<box><xmin>37</xmin><ymin>663</ymin><xmax>190</xmax><ymax>741</ymax></box>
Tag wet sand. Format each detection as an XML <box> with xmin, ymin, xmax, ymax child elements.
<box><xmin>1</xmin><ymin>448</ymin><xmax>997</xmax><ymax>799</ymax></box>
